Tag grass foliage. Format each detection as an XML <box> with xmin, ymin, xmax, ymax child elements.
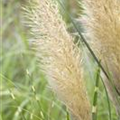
<box><xmin>1</xmin><ymin>0</ymin><xmax>119</xmax><ymax>120</ymax></box>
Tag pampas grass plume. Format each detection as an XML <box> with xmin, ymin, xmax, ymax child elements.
<box><xmin>24</xmin><ymin>0</ymin><xmax>91</xmax><ymax>120</ymax></box>
<box><xmin>81</xmin><ymin>0</ymin><xmax>120</xmax><ymax>114</ymax></box>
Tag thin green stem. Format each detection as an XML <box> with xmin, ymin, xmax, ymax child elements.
<box><xmin>92</xmin><ymin>67</ymin><xmax>100</xmax><ymax>120</ymax></box>
<box><xmin>100</xmin><ymin>76</ymin><xmax>112</xmax><ymax>120</ymax></box>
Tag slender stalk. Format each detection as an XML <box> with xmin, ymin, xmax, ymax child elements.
<box><xmin>100</xmin><ymin>76</ymin><xmax>112</xmax><ymax>120</ymax></box>
<box><xmin>92</xmin><ymin>67</ymin><xmax>100</xmax><ymax>120</ymax></box>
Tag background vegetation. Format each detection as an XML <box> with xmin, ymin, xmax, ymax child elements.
<box><xmin>1</xmin><ymin>0</ymin><xmax>119</xmax><ymax>120</ymax></box>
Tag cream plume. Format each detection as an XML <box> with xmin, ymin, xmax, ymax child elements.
<box><xmin>81</xmin><ymin>0</ymin><xmax>120</xmax><ymax>114</ymax></box>
<box><xmin>25</xmin><ymin>0</ymin><xmax>91</xmax><ymax>120</ymax></box>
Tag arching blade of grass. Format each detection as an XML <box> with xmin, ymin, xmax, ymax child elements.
<box><xmin>100</xmin><ymin>76</ymin><xmax>112</xmax><ymax>120</ymax></box>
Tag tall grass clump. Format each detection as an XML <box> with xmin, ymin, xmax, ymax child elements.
<box><xmin>1</xmin><ymin>0</ymin><xmax>120</xmax><ymax>120</ymax></box>
<box><xmin>24</xmin><ymin>0</ymin><xmax>91</xmax><ymax>120</ymax></box>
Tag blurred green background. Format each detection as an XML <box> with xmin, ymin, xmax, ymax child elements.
<box><xmin>1</xmin><ymin>0</ymin><xmax>118</xmax><ymax>120</ymax></box>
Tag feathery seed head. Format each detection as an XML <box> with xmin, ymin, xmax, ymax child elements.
<box><xmin>80</xmin><ymin>0</ymin><xmax>120</xmax><ymax>115</ymax></box>
<box><xmin>81</xmin><ymin>0</ymin><xmax>120</xmax><ymax>93</ymax></box>
<box><xmin>25</xmin><ymin>0</ymin><xmax>91</xmax><ymax>120</ymax></box>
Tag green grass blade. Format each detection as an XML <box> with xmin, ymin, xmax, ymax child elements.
<box><xmin>101</xmin><ymin>77</ymin><xmax>112</xmax><ymax>120</ymax></box>
<box><xmin>66</xmin><ymin>109</ymin><xmax>70</xmax><ymax>120</ymax></box>
<box><xmin>92</xmin><ymin>67</ymin><xmax>100</xmax><ymax>120</ymax></box>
